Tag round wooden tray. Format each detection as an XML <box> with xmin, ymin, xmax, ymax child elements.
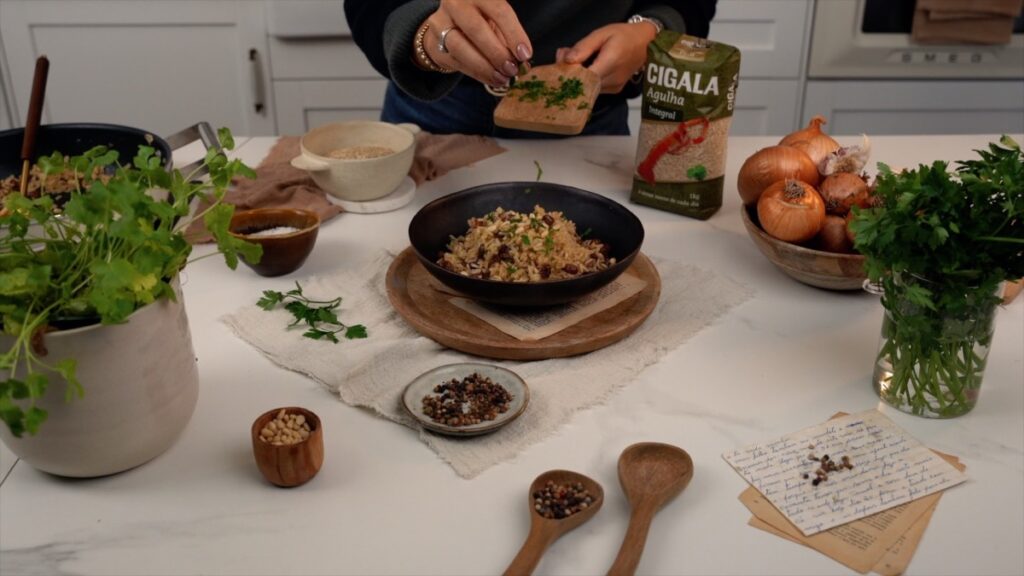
<box><xmin>386</xmin><ymin>247</ymin><xmax>661</xmax><ymax>360</ymax></box>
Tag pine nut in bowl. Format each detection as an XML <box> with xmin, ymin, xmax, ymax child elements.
<box><xmin>251</xmin><ymin>407</ymin><xmax>324</xmax><ymax>488</ymax></box>
<box><xmin>290</xmin><ymin>121</ymin><xmax>420</xmax><ymax>202</ymax></box>
<box><xmin>229</xmin><ymin>208</ymin><xmax>319</xmax><ymax>277</ymax></box>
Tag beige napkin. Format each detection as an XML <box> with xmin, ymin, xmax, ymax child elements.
<box><xmin>913</xmin><ymin>0</ymin><xmax>1022</xmax><ymax>44</ymax></box>
<box><xmin>222</xmin><ymin>250</ymin><xmax>753</xmax><ymax>479</ymax></box>
<box><xmin>188</xmin><ymin>133</ymin><xmax>506</xmax><ymax>242</ymax></box>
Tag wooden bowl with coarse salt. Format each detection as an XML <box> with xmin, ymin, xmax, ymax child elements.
<box><xmin>251</xmin><ymin>407</ymin><xmax>324</xmax><ymax>488</ymax></box>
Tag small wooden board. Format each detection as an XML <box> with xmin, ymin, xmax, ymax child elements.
<box><xmin>385</xmin><ymin>247</ymin><xmax>661</xmax><ymax>360</ymax></box>
<box><xmin>493</xmin><ymin>63</ymin><xmax>601</xmax><ymax>136</ymax></box>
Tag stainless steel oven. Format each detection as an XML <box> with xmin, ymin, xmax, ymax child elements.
<box><xmin>808</xmin><ymin>0</ymin><xmax>1024</xmax><ymax>78</ymax></box>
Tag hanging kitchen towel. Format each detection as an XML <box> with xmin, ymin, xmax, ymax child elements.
<box><xmin>185</xmin><ymin>137</ymin><xmax>341</xmax><ymax>243</ymax></box>
<box><xmin>187</xmin><ymin>133</ymin><xmax>505</xmax><ymax>242</ymax></box>
<box><xmin>912</xmin><ymin>0</ymin><xmax>1023</xmax><ymax>44</ymax></box>
<box><xmin>409</xmin><ymin>132</ymin><xmax>507</xmax><ymax>185</ymax></box>
<box><xmin>222</xmin><ymin>250</ymin><xmax>753</xmax><ymax>479</ymax></box>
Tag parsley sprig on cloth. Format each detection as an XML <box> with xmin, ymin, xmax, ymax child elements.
<box><xmin>258</xmin><ymin>282</ymin><xmax>367</xmax><ymax>343</ymax></box>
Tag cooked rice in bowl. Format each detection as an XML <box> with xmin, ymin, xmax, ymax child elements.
<box><xmin>438</xmin><ymin>205</ymin><xmax>615</xmax><ymax>282</ymax></box>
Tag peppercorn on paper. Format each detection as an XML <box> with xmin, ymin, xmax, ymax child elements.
<box><xmin>743</xmin><ymin>451</ymin><xmax>963</xmax><ymax>575</ymax></box>
<box><xmin>722</xmin><ymin>409</ymin><xmax>967</xmax><ymax>536</ymax></box>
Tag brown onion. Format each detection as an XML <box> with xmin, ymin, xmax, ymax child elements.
<box><xmin>779</xmin><ymin>116</ymin><xmax>840</xmax><ymax>167</ymax></box>
<box><xmin>819</xmin><ymin>172</ymin><xmax>870</xmax><ymax>215</ymax></box>
<box><xmin>738</xmin><ymin>146</ymin><xmax>820</xmax><ymax>205</ymax></box>
<box><xmin>844</xmin><ymin>211</ymin><xmax>858</xmax><ymax>245</ymax></box>
<box><xmin>816</xmin><ymin>215</ymin><xmax>854</xmax><ymax>253</ymax></box>
<box><xmin>757</xmin><ymin>180</ymin><xmax>825</xmax><ymax>243</ymax></box>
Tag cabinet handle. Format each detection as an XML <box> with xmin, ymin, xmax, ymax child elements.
<box><xmin>249</xmin><ymin>48</ymin><xmax>266</xmax><ymax>115</ymax></box>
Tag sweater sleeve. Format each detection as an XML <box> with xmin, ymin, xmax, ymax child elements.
<box><xmin>635</xmin><ymin>0</ymin><xmax>717</xmax><ymax>37</ymax></box>
<box><xmin>344</xmin><ymin>0</ymin><xmax>463</xmax><ymax>101</ymax></box>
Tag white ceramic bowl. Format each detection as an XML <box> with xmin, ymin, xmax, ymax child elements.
<box><xmin>291</xmin><ymin>121</ymin><xmax>420</xmax><ymax>202</ymax></box>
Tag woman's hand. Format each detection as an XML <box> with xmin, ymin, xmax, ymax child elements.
<box><xmin>558</xmin><ymin>22</ymin><xmax>658</xmax><ymax>94</ymax></box>
<box><xmin>419</xmin><ymin>0</ymin><xmax>533</xmax><ymax>88</ymax></box>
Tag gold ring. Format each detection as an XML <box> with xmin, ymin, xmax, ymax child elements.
<box><xmin>438</xmin><ymin>26</ymin><xmax>457</xmax><ymax>54</ymax></box>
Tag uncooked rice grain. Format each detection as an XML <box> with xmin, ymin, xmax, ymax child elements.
<box><xmin>327</xmin><ymin>145</ymin><xmax>394</xmax><ymax>160</ymax></box>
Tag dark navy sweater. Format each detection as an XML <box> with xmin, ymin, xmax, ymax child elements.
<box><xmin>345</xmin><ymin>0</ymin><xmax>717</xmax><ymax>101</ymax></box>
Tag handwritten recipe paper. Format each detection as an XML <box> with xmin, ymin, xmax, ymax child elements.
<box><xmin>722</xmin><ymin>410</ymin><xmax>968</xmax><ymax>536</ymax></box>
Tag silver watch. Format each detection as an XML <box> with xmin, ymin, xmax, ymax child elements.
<box><xmin>628</xmin><ymin>14</ymin><xmax>663</xmax><ymax>34</ymax></box>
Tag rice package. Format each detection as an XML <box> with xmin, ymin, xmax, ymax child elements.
<box><xmin>631</xmin><ymin>33</ymin><xmax>740</xmax><ymax>219</ymax></box>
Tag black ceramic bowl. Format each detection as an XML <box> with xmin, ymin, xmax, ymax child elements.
<box><xmin>409</xmin><ymin>182</ymin><xmax>644</xmax><ymax>306</ymax></box>
<box><xmin>1</xmin><ymin>123</ymin><xmax>172</xmax><ymax>179</ymax></box>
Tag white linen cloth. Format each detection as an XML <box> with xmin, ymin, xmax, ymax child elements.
<box><xmin>223</xmin><ymin>251</ymin><xmax>752</xmax><ymax>478</ymax></box>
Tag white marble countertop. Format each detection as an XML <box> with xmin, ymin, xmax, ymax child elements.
<box><xmin>1</xmin><ymin>135</ymin><xmax>1021</xmax><ymax>576</ymax></box>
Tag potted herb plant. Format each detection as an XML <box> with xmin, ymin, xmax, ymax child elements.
<box><xmin>850</xmin><ymin>136</ymin><xmax>1023</xmax><ymax>418</ymax></box>
<box><xmin>0</xmin><ymin>129</ymin><xmax>259</xmax><ymax>476</ymax></box>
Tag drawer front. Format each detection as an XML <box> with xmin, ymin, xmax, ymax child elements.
<box><xmin>803</xmin><ymin>80</ymin><xmax>1024</xmax><ymax>135</ymax></box>
<box><xmin>267</xmin><ymin>0</ymin><xmax>349</xmax><ymax>38</ymax></box>
<box><xmin>274</xmin><ymin>80</ymin><xmax>388</xmax><ymax>134</ymax></box>
<box><xmin>710</xmin><ymin>0</ymin><xmax>810</xmax><ymax>79</ymax></box>
<box><xmin>269</xmin><ymin>38</ymin><xmax>381</xmax><ymax>80</ymax></box>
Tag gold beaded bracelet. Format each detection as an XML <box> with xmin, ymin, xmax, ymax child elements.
<box><xmin>413</xmin><ymin>23</ymin><xmax>455</xmax><ymax>74</ymax></box>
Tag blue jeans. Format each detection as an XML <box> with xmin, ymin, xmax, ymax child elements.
<box><xmin>381</xmin><ymin>81</ymin><xmax>629</xmax><ymax>138</ymax></box>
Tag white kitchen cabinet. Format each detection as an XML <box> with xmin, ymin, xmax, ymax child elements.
<box><xmin>710</xmin><ymin>0</ymin><xmax>810</xmax><ymax>79</ymax></box>
<box><xmin>0</xmin><ymin>0</ymin><xmax>274</xmax><ymax>137</ymax></box>
<box><xmin>265</xmin><ymin>0</ymin><xmax>386</xmax><ymax>134</ymax></box>
<box><xmin>0</xmin><ymin>74</ymin><xmax>11</xmax><ymax>131</ymax></box>
<box><xmin>803</xmin><ymin>80</ymin><xmax>1024</xmax><ymax>135</ymax></box>
<box><xmin>273</xmin><ymin>80</ymin><xmax>388</xmax><ymax>135</ymax></box>
<box><xmin>0</xmin><ymin>41</ymin><xmax>13</xmax><ymax>131</ymax></box>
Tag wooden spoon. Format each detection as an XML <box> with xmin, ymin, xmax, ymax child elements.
<box><xmin>504</xmin><ymin>469</ymin><xmax>604</xmax><ymax>576</ymax></box>
<box><xmin>19</xmin><ymin>55</ymin><xmax>50</xmax><ymax>195</ymax></box>
<box><xmin>607</xmin><ymin>442</ymin><xmax>694</xmax><ymax>576</ymax></box>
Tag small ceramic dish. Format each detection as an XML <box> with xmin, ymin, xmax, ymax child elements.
<box><xmin>229</xmin><ymin>208</ymin><xmax>319</xmax><ymax>277</ymax></box>
<box><xmin>251</xmin><ymin>406</ymin><xmax>324</xmax><ymax>488</ymax></box>
<box><xmin>290</xmin><ymin>121</ymin><xmax>420</xmax><ymax>202</ymax></box>
<box><xmin>402</xmin><ymin>363</ymin><xmax>530</xmax><ymax>437</ymax></box>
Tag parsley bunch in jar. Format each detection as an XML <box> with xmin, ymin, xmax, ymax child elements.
<box><xmin>849</xmin><ymin>136</ymin><xmax>1024</xmax><ymax>418</ymax></box>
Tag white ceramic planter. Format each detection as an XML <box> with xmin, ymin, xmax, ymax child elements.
<box><xmin>0</xmin><ymin>281</ymin><xmax>199</xmax><ymax>477</ymax></box>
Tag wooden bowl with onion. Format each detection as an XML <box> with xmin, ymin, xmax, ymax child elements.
<box><xmin>737</xmin><ymin>116</ymin><xmax>870</xmax><ymax>291</ymax></box>
<box><xmin>741</xmin><ymin>203</ymin><xmax>866</xmax><ymax>291</ymax></box>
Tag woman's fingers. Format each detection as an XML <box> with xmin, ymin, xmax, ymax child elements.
<box><xmin>442</xmin><ymin>28</ymin><xmax>511</xmax><ymax>87</ymax></box>
<box><xmin>590</xmin><ymin>47</ymin><xmax>631</xmax><ymax>93</ymax></box>
<box><xmin>567</xmin><ymin>23</ymin><xmax>654</xmax><ymax>94</ymax></box>
<box><xmin>564</xmin><ymin>28</ymin><xmax>613</xmax><ymax>65</ymax></box>
<box><xmin>447</xmin><ymin>6</ymin><xmax>518</xmax><ymax>78</ymax></box>
<box><xmin>477</xmin><ymin>1</ymin><xmax>532</xmax><ymax>61</ymax></box>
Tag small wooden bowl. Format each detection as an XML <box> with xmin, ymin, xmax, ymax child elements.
<box><xmin>251</xmin><ymin>407</ymin><xmax>324</xmax><ymax>488</ymax></box>
<box><xmin>741</xmin><ymin>204</ymin><xmax>866</xmax><ymax>291</ymax></box>
<box><xmin>229</xmin><ymin>208</ymin><xmax>320</xmax><ymax>277</ymax></box>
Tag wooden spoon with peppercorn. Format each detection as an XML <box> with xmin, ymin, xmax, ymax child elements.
<box><xmin>504</xmin><ymin>469</ymin><xmax>604</xmax><ymax>576</ymax></box>
<box><xmin>607</xmin><ymin>442</ymin><xmax>694</xmax><ymax>576</ymax></box>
